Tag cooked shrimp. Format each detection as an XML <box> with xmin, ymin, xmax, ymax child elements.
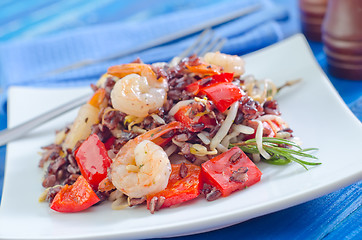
<box><xmin>204</xmin><ymin>52</ymin><xmax>245</xmax><ymax>77</ymax></box>
<box><xmin>110</xmin><ymin>122</ymin><xmax>182</xmax><ymax>198</ymax></box>
<box><xmin>108</xmin><ymin>63</ymin><xmax>168</xmax><ymax>118</ymax></box>
<box><xmin>111</xmin><ymin>139</ymin><xmax>171</xmax><ymax>198</ymax></box>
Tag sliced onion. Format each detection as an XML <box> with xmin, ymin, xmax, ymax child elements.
<box><xmin>151</xmin><ymin>114</ymin><xmax>166</xmax><ymax>125</ymax></box>
<box><xmin>190</xmin><ymin>144</ymin><xmax>217</xmax><ymax>156</ymax></box>
<box><xmin>256</xmin><ymin>120</ymin><xmax>270</xmax><ymax>159</ymax></box>
<box><xmin>220</xmin><ymin>128</ymin><xmax>240</xmax><ymax>148</ymax></box>
<box><xmin>168</xmin><ymin>100</ymin><xmax>194</xmax><ymax>116</ymax></box>
<box><xmin>131</xmin><ymin>126</ymin><xmax>147</xmax><ymax>134</ymax></box>
<box><xmin>221</xmin><ymin>124</ymin><xmax>254</xmax><ymax>147</ymax></box>
<box><xmin>197</xmin><ymin>132</ymin><xmax>211</xmax><ymax>145</ymax></box>
<box><xmin>233</xmin><ymin>124</ymin><xmax>255</xmax><ymax>135</ymax></box>
<box><xmin>111</xmin><ymin>198</ymin><xmax>128</xmax><ymax>210</ymax></box>
<box><xmin>216</xmin><ymin>143</ymin><xmax>229</xmax><ymax>153</ymax></box>
<box><xmin>171</xmin><ymin>138</ymin><xmax>184</xmax><ymax>147</ymax></box>
<box><xmin>164</xmin><ymin>144</ymin><xmax>178</xmax><ymax>157</ymax></box>
<box><xmin>210</xmin><ymin>101</ymin><xmax>239</xmax><ymax>150</ymax></box>
<box><xmin>109</xmin><ymin>190</ymin><xmax>124</xmax><ymax>201</ymax></box>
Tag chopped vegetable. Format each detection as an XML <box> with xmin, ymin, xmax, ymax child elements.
<box><xmin>50</xmin><ymin>175</ymin><xmax>100</xmax><ymax>213</ymax></box>
<box><xmin>88</xmin><ymin>88</ymin><xmax>106</xmax><ymax>108</ymax></box>
<box><xmin>173</xmin><ymin>105</ymin><xmax>195</xmax><ymax>131</ymax></box>
<box><xmin>200</xmin><ymin>82</ymin><xmax>243</xmax><ymax>113</ymax></box>
<box><xmin>186</xmin><ymin>73</ymin><xmax>234</xmax><ymax>95</ymax></box>
<box><xmin>174</xmin><ymin>105</ymin><xmax>215</xmax><ymax>132</ymax></box>
<box><xmin>201</xmin><ymin>147</ymin><xmax>262</xmax><ymax>197</ymax></box>
<box><xmin>75</xmin><ymin>134</ymin><xmax>112</xmax><ymax>190</ymax></box>
<box><xmin>147</xmin><ymin>164</ymin><xmax>202</xmax><ymax>212</ymax></box>
<box><xmin>103</xmin><ymin>136</ymin><xmax>115</xmax><ymax>150</ymax></box>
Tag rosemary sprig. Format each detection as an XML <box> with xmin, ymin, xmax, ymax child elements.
<box><xmin>231</xmin><ymin>137</ymin><xmax>320</xmax><ymax>170</ymax></box>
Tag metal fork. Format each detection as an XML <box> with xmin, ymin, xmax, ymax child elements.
<box><xmin>0</xmin><ymin>29</ymin><xmax>226</xmax><ymax>146</ymax></box>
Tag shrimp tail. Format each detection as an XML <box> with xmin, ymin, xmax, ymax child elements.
<box><xmin>98</xmin><ymin>178</ymin><xmax>116</xmax><ymax>192</ymax></box>
<box><xmin>140</xmin><ymin>121</ymin><xmax>183</xmax><ymax>145</ymax></box>
<box><xmin>185</xmin><ymin>62</ymin><xmax>222</xmax><ymax>75</ymax></box>
<box><xmin>108</xmin><ymin>63</ymin><xmax>157</xmax><ymax>80</ymax></box>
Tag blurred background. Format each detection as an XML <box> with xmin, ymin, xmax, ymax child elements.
<box><xmin>0</xmin><ymin>0</ymin><xmax>293</xmax><ymax>41</ymax></box>
<box><xmin>0</xmin><ymin>0</ymin><xmax>361</xmax><ymax>239</ymax></box>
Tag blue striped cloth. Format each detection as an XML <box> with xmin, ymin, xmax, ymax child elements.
<box><xmin>0</xmin><ymin>0</ymin><xmax>291</xmax><ymax>111</ymax></box>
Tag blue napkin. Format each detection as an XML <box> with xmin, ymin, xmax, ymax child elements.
<box><xmin>0</xmin><ymin>0</ymin><xmax>291</xmax><ymax>111</ymax></box>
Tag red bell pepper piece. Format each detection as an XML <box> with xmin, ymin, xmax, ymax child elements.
<box><xmin>185</xmin><ymin>82</ymin><xmax>200</xmax><ymax>95</ymax></box>
<box><xmin>198</xmin><ymin>114</ymin><xmax>217</xmax><ymax>128</ymax></box>
<box><xmin>147</xmin><ymin>164</ymin><xmax>202</xmax><ymax>210</ymax></box>
<box><xmin>211</xmin><ymin>72</ymin><xmax>234</xmax><ymax>83</ymax></box>
<box><xmin>103</xmin><ymin>136</ymin><xmax>115</xmax><ymax>150</ymax></box>
<box><xmin>75</xmin><ymin>134</ymin><xmax>112</xmax><ymax>190</ymax></box>
<box><xmin>201</xmin><ymin>147</ymin><xmax>262</xmax><ymax>197</ymax></box>
<box><xmin>200</xmin><ymin>82</ymin><xmax>243</xmax><ymax>113</ymax></box>
<box><xmin>185</xmin><ymin>73</ymin><xmax>234</xmax><ymax>95</ymax></box>
<box><xmin>50</xmin><ymin>175</ymin><xmax>100</xmax><ymax>213</ymax></box>
<box><xmin>174</xmin><ymin>105</ymin><xmax>216</xmax><ymax>132</ymax></box>
<box><xmin>246</xmin><ymin>118</ymin><xmax>287</xmax><ymax>140</ymax></box>
<box><xmin>174</xmin><ymin>105</ymin><xmax>194</xmax><ymax>129</ymax></box>
<box><xmin>264</xmin><ymin>119</ymin><xmax>286</xmax><ymax>137</ymax></box>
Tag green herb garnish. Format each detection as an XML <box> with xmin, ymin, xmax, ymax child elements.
<box><xmin>231</xmin><ymin>137</ymin><xmax>320</xmax><ymax>170</ymax></box>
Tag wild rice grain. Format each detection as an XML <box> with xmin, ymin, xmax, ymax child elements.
<box><xmin>180</xmin><ymin>143</ymin><xmax>191</xmax><ymax>155</ymax></box>
<box><xmin>67</xmin><ymin>164</ymin><xmax>79</xmax><ymax>174</ymax></box>
<box><xmin>190</xmin><ymin>123</ymin><xmax>204</xmax><ymax>132</ymax></box>
<box><xmin>161</xmin><ymin>129</ymin><xmax>176</xmax><ymax>139</ymax></box>
<box><xmin>174</xmin><ymin>133</ymin><xmax>189</xmax><ymax>142</ymax></box>
<box><xmin>199</xmin><ymin>77</ymin><xmax>212</xmax><ymax>86</ymax></box>
<box><xmin>184</xmin><ymin>153</ymin><xmax>196</xmax><ymax>163</ymax></box>
<box><xmin>149</xmin><ymin>196</ymin><xmax>166</xmax><ymax>214</ymax></box>
<box><xmin>46</xmin><ymin>185</ymin><xmax>62</xmax><ymax>203</ymax></box>
<box><xmin>49</xmin><ymin>157</ymin><xmax>66</xmax><ymax>173</ymax></box>
<box><xmin>56</xmin><ymin>169</ymin><xmax>65</xmax><ymax>181</ymax></box>
<box><xmin>206</xmin><ymin>188</ymin><xmax>221</xmax><ymax>201</ymax></box>
<box><xmin>229</xmin><ymin>167</ymin><xmax>249</xmax><ymax>183</ymax></box>
<box><xmin>42</xmin><ymin>174</ymin><xmax>56</xmax><ymax>188</ymax></box>
<box><xmin>128</xmin><ymin>197</ymin><xmax>146</xmax><ymax>207</ymax></box>
<box><xmin>67</xmin><ymin>154</ymin><xmax>77</xmax><ymax>167</ymax></box>
<box><xmin>179</xmin><ymin>163</ymin><xmax>188</xmax><ymax>178</ymax></box>
<box><xmin>229</xmin><ymin>151</ymin><xmax>242</xmax><ymax>164</ymax></box>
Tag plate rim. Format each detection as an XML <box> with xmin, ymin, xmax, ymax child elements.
<box><xmin>1</xmin><ymin>33</ymin><xmax>362</xmax><ymax>240</ymax></box>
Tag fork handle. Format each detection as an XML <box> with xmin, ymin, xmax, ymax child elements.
<box><xmin>0</xmin><ymin>93</ymin><xmax>91</xmax><ymax>146</ymax></box>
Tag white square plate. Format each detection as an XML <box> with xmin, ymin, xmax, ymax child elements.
<box><xmin>1</xmin><ymin>34</ymin><xmax>361</xmax><ymax>239</ymax></box>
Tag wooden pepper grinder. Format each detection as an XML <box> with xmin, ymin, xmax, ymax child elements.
<box><xmin>299</xmin><ymin>0</ymin><xmax>329</xmax><ymax>41</ymax></box>
<box><xmin>322</xmin><ymin>0</ymin><xmax>362</xmax><ymax>80</ymax></box>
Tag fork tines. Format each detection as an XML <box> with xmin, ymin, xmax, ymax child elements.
<box><xmin>178</xmin><ymin>28</ymin><xmax>226</xmax><ymax>59</ymax></box>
